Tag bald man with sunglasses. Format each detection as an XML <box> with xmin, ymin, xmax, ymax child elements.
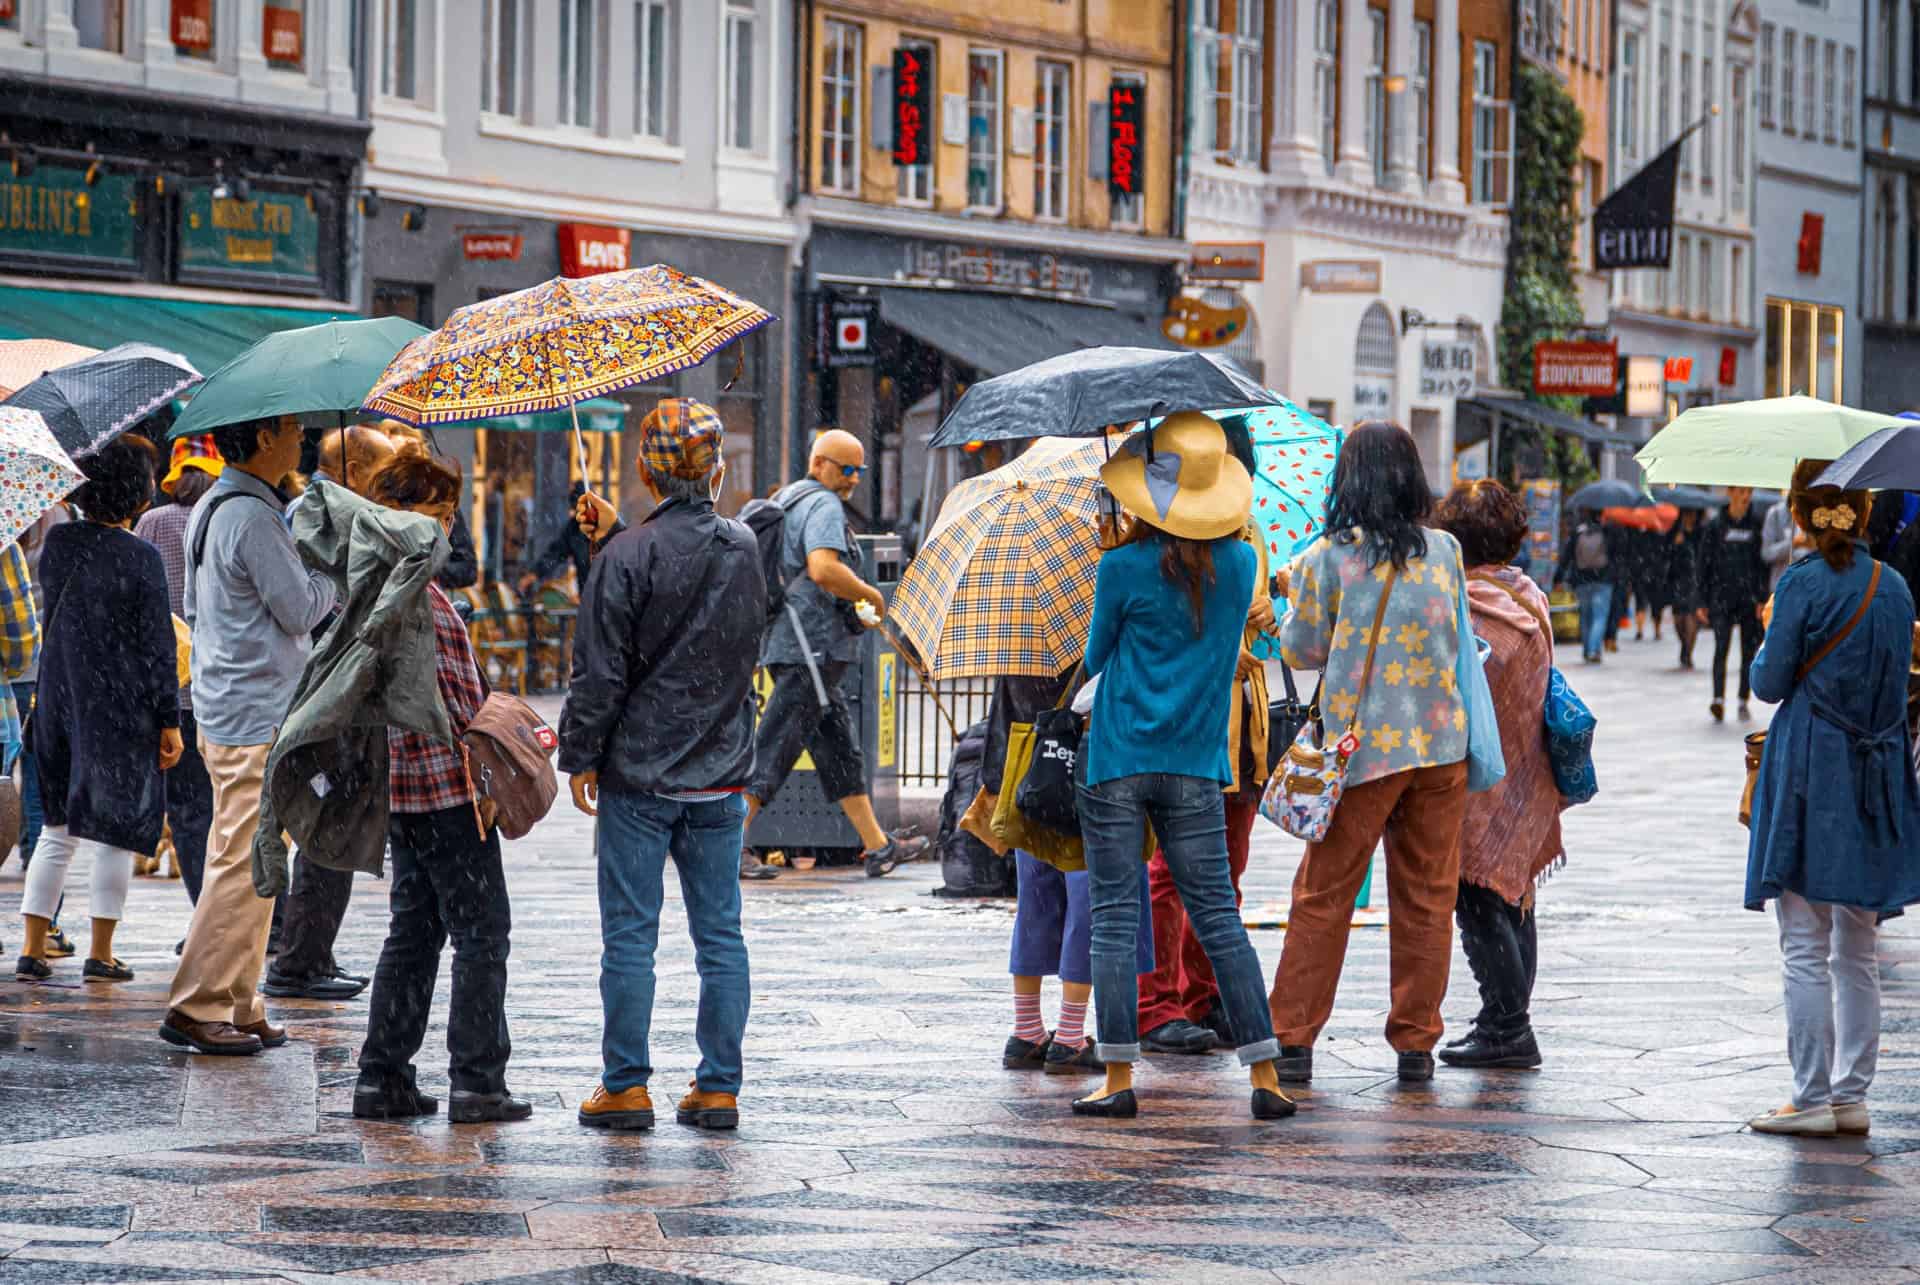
<box><xmin>743</xmin><ymin>430</ymin><xmax>928</xmax><ymax>879</ymax></box>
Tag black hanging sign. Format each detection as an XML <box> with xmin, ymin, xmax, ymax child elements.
<box><xmin>1107</xmin><ymin>81</ymin><xmax>1145</xmax><ymax>200</ymax></box>
<box><xmin>1592</xmin><ymin>138</ymin><xmax>1683</xmax><ymax>270</ymax></box>
<box><xmin>892</xmin><ymin>47</ymin><xmax>932</xmax><ymax>168</ymax></box>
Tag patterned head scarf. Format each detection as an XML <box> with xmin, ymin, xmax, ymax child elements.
<box><xmin>638</xmin><ymin>398</ymin><xmax>724</xmax><ymax>482</ymax></box>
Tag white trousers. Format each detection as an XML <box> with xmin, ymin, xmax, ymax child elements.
<box><xmin>19</xmin><ymin>826</ymin><xmax>135</xmax><ymax>924</ymax></box>
<box><xmin>1775</xmin><ymin>888</ymin><xmax>1881</xmax><ymax>1108</ymax></box>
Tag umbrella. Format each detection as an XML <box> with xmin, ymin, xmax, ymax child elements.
<box><xmin>1567</xmin><ymin>479</ymin><xmax>1647</xmax><ymax>512</ymax></box>
<box><xmin>1635</xmin><ymin>395</ymin><xmax>1910</xmax><ymax>488</ymax></box>
<box><xmin>2</xmin><ymin>342</ymin><xmax>200</xmax><ymax>458</ymax></box>
<box><xmin>1602</xmin><ymin>503</ymin><xmax>1678</xmax><ymax>533</ymax></box>
<box><xmin>168</xmin><ymin>317</ymin><xmax>430</xmax><ymax>439</ymax></box>
<box><xmin>0</xmin><ymin>340</ymin><xmax>99</xmax><ymax>399</ymax></box>
<box><xmin>0</xmin><ymin>408</ymin><xmax>84</xmax><ymax>548</ymax></box>
<box><xmin>891</xmin><ymin>436</ymin><xmax>1109</xmax><ymax>679</ymax></box>
<box><xmin>1651</xmin><ymin>485</ymin><xmax>1720</xmax><ymax>510</ymax></box>
<box><xmin>1809</xmin><ymin>425</ymin><xmax>1920</xmax><ymax>491</ymax></box>
<box><xmin>927</xmin><ymin>347</ymin><xmax>1271</xmax><ymax>449</ymax></box>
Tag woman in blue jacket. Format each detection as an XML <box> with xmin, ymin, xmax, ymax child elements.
<box><xmin>1745</xmin><ymin>459</ymin><xmax>1920</xmax><ymax>1137</ymax></box>
<box><xmin>1070</xmin><ymin>412</ymin><xmax>1291</xmax><ymax>1121</ymax></box>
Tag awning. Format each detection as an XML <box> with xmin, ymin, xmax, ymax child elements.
<box><xmin>871</xmin><ymin>287</ymin><xmax>1175</xmax><ymax>377</ymax></box>
<box><xmin>0</xmin><ymin>284</ymin><xmax>356</xmax><ymax>379</ymax></box>
<box><xmin>1458</xmin><ymin>396</ymin><xmax>1642</xmax><ymax>451</ymax></box>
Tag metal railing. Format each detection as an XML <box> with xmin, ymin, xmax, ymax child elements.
<box><xmin>895</xmin><ymin>669</ymin><xmax>995</xmax><ymax>789</ymax></box>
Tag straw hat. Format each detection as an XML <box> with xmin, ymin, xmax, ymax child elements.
<box><xmin>1099</xmin><ymin>410</ymin><xmax>1252</xmax><ymax>541</ymax></box>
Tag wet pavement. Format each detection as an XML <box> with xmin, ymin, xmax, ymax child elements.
<box><xmin>1</xmin><ymin>632</ymin><xmax>1918</xmax><ymax>1283</ymax></box>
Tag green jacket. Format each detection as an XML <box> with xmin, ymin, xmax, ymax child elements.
<box><xmin>251</xmin><ymin>480</ymin><xmax>450</xmax><ymax>894</ymax></box>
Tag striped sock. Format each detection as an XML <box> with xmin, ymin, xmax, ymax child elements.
<box><xmin>1012</xmin><ymin>992</ymin><xmax>1045</xmax><ymax>1043</ymax></box>
<box><xmin>1055</xmin><ymin>997</ymin><xmax>1088</xmax><ymax>1048</ymax></box>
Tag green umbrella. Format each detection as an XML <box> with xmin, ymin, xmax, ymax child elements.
<box><xmin>1635</xmin><ymin>395</ymin><xmax>1912</xmax><ymax>489</ymax></box>
<box><xmin>168</xmin><ymin>316</ymin><xmax>429</xmax><ymax>439</ymax></box>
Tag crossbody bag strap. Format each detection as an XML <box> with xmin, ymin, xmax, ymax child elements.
<box><xmin>1796</xmin><ymin>560</ymin><xmax>1881</xmax><ymax>682</ymax></box>
<box><xmin>1345</xmin><ymin>566</ymin><xmax>1401</xmax><ymax>732</ymax></box>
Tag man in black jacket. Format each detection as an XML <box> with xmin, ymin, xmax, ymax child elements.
<box><xmin>560</xmin><ymin>399</ymin><xmax>766</xmax><ymax>1135</ymax></box>
<box><xmin>1695</xmin><ymin>485</ymin><xmax>1769</xmax><ymax>722</ymax></box>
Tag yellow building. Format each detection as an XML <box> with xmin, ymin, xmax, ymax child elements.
<box><xmin>795</xmin><ymin>1</ymin><xmax>1188</xmax><ymax>528</ymax></box>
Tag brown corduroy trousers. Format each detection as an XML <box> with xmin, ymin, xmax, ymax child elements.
<box><xmin>1268</xmin><ymin>761</ymin><xmax>1469</xmax><ymax>1053</ymax></box>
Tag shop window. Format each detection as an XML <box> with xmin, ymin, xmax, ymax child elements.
<box><xmin>1314</xmin><ymin>0</ymin><xmax>1338</xmax><ymax>173</ymax></box>
<box><xmin>1034</xmin><ymin>60</ymin><xmax>1071</xmax><ymax>221</ymax></box>
<box><xmin>1366</xmin><ymin>10</ymin><xmax>1387</xmax><ymax>185</ymax></box>
<box><xmin>74</xmin><ymin>0</ymin><xmax>124</xmax><ymax>52</ymax></box>
<box><xmin>634</xmin><ymin>0</ymin><xmax>674</xmax><ymax>141</ymax></box>
<box><xmin>1759</xmin><ymin>24</ymin><xmax>1774</xmax><ymax>127</ymax></box>
<box><xmin>820</xmin><ymin>19</ymin><xmax>861</xmax><ymax>195</ymax></box>
<box><xmin>967</xmin><ymin>49</ymin><xmax>1003</xmax><ymax>211</ymax></box>
<box><xmin>1109</xmin><ymin>73</ymin><xmax>1145</xmax><ymax>228</ymax></box>
<box><xmin>265</xmin><ymin>2</ymin><xmax>305</xmax><ymax>70</ymax></box>
<box><xmin>372</xmin><ymin>280</ymin><xmax>433</xmax><ymax>325</ymax></box>
<box><xmin>723</xmin><ymin>1</ymin><xmax>756</xmax><ymax>152</ymax></box>
<box><xmin>382</xmin><ymin>0</ymin><xmax>416</xmax><ymax>100</ymax></box>
<box><xmin>482</xmin><ymin>0</ymin><xmax>520</xmax><ymax>117</ymax></box>
<box><xmin>1413</xmin><ymin>20</ymin><xmax>1431</xmax><ymax>180</ymax></box>
<box><xmin>896</xmin><ymin>40</ymin><xmax>935</xmax><ymax>204</ymax></box>
<box><xmin>559</xmin><ymin>0</ymin><xmax>596</xmax><ymax>129</ymax></box>
<box><xmin>1765</xmin><ymin>298</ymin><xmax>1843</xmax><ymax>398</ymax></box>
<box><xmin>715</xmin><ymin>331</ymin><xmax>763</xmax><ymax>515</ymax></box>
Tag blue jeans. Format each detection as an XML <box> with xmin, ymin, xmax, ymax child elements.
<box><xmin>1576</xmin><ymin>582</ymin><xmax>1612</xmax><ymax>659</ymax></box>
<box><xmin>12</xmin><ymin>681</ymin><xmax>40</xmax><ymax>865</ymax></box>
<box><xmin>596</xmin><ymin>790</ymin><xmax>752</xmax><ymax>1095</ymax></box>
<box><xmin>1076</xmin><ymin>771</ymin><xmax>1280</xmax><ymax>1067</ymax></box>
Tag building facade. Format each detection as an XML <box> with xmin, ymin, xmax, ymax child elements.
<box><xmin>0</xmin><ymin>2</ymin><xmax>366</xmax><ymax>369</ymax></box>
<box><xmin>1607</xmin><ymin>0</ymin><xmax>1759</xmax><ymax>429</ymax></box>
<box><xmin>360</xmin><ymin>0</ymin><xmax>795</xmax><ymax>563</ymax></box>
<box><xmin>1553</xmin><ymin>0</ymin><xmax>1614</xmax><ymax>324</ymax></box>
<box><xmin>1185</xmin><ymin>0</ymin><xmax>1515</xmax><ymax>490</ymax></box>
<box><xmin>792</xmin><ymin>0</ymin><xmax>1187</xmax><ymax>533</ymax></box>
<box><xmin>1753</xmin><ymin>0</ymin><xmax>1862</xmax><ymax>406</ymax></box>
<box><xmin>1862</xmin><ymin>0</ymin><xmax>1920</xmax><ymax>411</ymax></box>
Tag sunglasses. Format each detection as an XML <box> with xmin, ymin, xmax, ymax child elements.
<box><xmin>835</xmin><ymin>463</ymin><xmax>866</xmax><ymax>479</ymax></box>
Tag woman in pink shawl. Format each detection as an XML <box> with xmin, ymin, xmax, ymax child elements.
<box><xmin>1433</xmin><ymin>481</ymin><xmax>1566</xmax><ymax>1069</ymax></box>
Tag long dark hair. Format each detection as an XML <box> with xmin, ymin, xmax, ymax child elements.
<box><xmin>1129</xmin><ymin>523</ymin><xmax>1219</xmax><ymax>636</ymax></box>
<box><xmin>1324</xmin><ymin>420</ymin><xmax>1432</xmax><ymax>570</ymax></box>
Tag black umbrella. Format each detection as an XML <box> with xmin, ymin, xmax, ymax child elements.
<box><xmin>1813</xmin><ymin>420</ymin><xmax>1920</xmax><ymax>491</ymax></box>
<box><xmin>927</xmin><ymin>347</ymin><xmax>1270</xmax><ymax>448</ymax></box>
<box><xmin>1</xmin><ymin>342</ymin><xmax>200</xmax><ymax>458</ymax></box>
<box><xmin>1567</xmin><ymin>479</ymin><xmax>1647</xmax><ymax>512</ymax></box>
<box><xmin>1651</xmin><ymin>485</ymin><xmax>1721</xmax><ymax>511</ymax></box>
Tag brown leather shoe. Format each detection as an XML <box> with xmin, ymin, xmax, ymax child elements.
<box><xmin>236</xmin><ymin>1019</ymin><xmax>287</xmax><ymax>1049</ymax></box>
<box><xmin>158</xmin><ymin>1009</ymin><xmax>262</xmax><ymax>1056</ymax></box>
<box><xmin>676</xmin><ymin>1081</ymin><xmax>739</xmax><ymax>1130</ymax></box>
<box><xmin>578</xmin><ymin>1084</ymin><xmax>655</xmax><ymax>1130</ymax></box>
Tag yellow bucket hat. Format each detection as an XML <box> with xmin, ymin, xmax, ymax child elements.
<box><xmin>1099</xmin><ymin>410</ymin><xmax>1252</xmax><ymax>541</ymax></box>
<box><xmin>162</xmin><ymin>434</ymin><xmax>225</xmax><ymax>494</ymax></box>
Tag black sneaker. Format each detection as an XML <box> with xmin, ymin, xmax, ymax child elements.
<box><xmin>1043</xmin><ymin>1037</ymin><xmax>1104</xmax><ymax>1076</ymax></box>
<box><xmin>1002</xmin><ymin>1033</ymin><xmax>1051</xmax><ymax>1070</ymax></box>
<box><xmin>330</xmin><ymin>963</ymin><xmax>370</xmax><ymax>986</ymax></box>
<box><xmin>82</xmin><ymin>957</ymin><xmax>133</xmax><ymax>983</ymax></box>
<box><xmin>261</xmin><ymin>973</ymin><xmax>367</xmax><ymax>1000</ymax></box>
<box><xmin>352</xmin><ymin>1081</ymin><xmax>441</xmax><ymax>1120</ymax></box>
<box><xmin>1141</xmin><ymin>1019</ymin><xmax>1218</xmax><ymax>1054</ymax></box>
<box><xmin>863</xmin><ymin>832</ymin><xmax>931</xmax><ymax>878</ymax></box>
<box><xmin>14</xmin><ymin>955</ymin><xmax>50</xmax><ymax>982</ymax></box>
<box><xmin>1437</xmin><ymin>1029</ymin><xmax>1542</xmax><ymax>1069</ymax></box>
<box><xmin>448</xmin><ymin>1090</ymin><xmax>533</xmax><ymax>1123</ymax></box>
<box><xmin>1397</xmin><ymin>1050</ymin><xmax>1436</xmax><ymax>1083</ymax></box>
<box><xmin>1275</xmin><ymin>1044</ymin><xmax>1313</xmax><ymax>1083</ymax></box>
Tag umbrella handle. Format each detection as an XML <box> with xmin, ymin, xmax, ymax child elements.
<box><xmin>881</xmin><ymin>619</ymin><xmax>958</xmax><ymax>740</ymax></box>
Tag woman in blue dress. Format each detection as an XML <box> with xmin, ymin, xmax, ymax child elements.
<box><xmin>1745</xmin><ymin>459</ymin><xmax>1920</xmax><ymax>1137</ymax></box>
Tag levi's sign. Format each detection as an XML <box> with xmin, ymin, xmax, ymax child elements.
<box><xmin>1533</xmin><ymin>340</ymin><xmax>1619</xmax><ymax>397</ymax></box>
<box><xmin>558</xmin><ymin>223</ymin><xmax>630</xmax><ymax>276</ymax></box>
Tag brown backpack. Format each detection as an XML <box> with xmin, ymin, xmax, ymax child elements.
<box><xmin>461</xmin><ymin>693</ymin><xmax>560</xmax><ymax>840</ymax></box>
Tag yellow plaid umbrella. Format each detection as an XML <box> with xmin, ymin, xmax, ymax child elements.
<box><xmin>892</xmin><ymin>437</ymin><xmax>1109</xmax><ymax>680</ymax></box>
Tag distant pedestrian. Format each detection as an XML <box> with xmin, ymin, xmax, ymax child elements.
<box><xmin>563</xmin><ymin>400</ymin><xmax>767</xmax><ymax>1133</ymax></box>
<box><xmin>1629</xmin><ymin>525</ymin><xmax>1669</xmax><ymax>641</ymax></box>
<box><xmin>520</xmin><ymin>481</ymin><xmax>627</xmax><ymax>596</ymax></box>
<box><xmin>1270</xmin><ymin>422</ymin><xmax>1470</xmax><ymax>1087</ymax></box>
<box><xmin>16</xmin><ymin>436</ymin><xmax>180</xmax><ymax>985</ymax></box>
<box><xmin>1745</xmin><ymin>461</ymin><xmax>1920</xmax><ymax>1137</ymax></box>
<box><xmin>1667</xmin><ymin>508</ymin><xmax>1706</xmax><ymax>668</ymax></box>
<box><xmin>744</xmin><ymin>429</ymin><xmax>927</xmax><ymax>878</ymax></box>
<box><xmin>1070</xmin><ymin>411</ymin><xmax>1291</xmax><ymax>1122</ymax></box>
<box><xmin>1697</xmin><ymin>486</ymin><xmax>1769</xmax><ymax>723</ymax></box>
<box><xmin>1434</xmin><ymin>481</ymin><xmax>1565</xmax><ymax>1070</ymax></box>
<box><xmin>1555</xmin><ymin>509</ymin><xmax>1615</xmax><ymax>664</ymax></box>
<box><xmin>0</xmin><ymin>539</ymin><xmax>36</xmax><ymax>963</ymax></box>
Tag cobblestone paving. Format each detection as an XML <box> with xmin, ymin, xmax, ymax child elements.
<box><xmin>2</xmin><ymin>635</ymin><xmax>1918</xmax><ymax>1283</ymax></box>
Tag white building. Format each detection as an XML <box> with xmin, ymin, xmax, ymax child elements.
<box><xmin>1754</xmin><ymin>0</ymin><xmax>1862</xmax><ymax>405</ymax></box>
<box><xmin>1861</xmin><ymin>0</ymin><xmax>1920</xmax><ymax>410</ymax></box>
<box><xmin>1608</xmin><ymin>0</ymin><xmax>1759</xmax><ymax>426</ymax></box>
<box><xmin>1183</xmin><ymin>0</ymin><xmax>1513</xmax><ymax>490</ymax></box>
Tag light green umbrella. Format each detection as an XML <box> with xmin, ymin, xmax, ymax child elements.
<box><xmin>168</xmin><ymin>316</ymin><xmax>429</xmax><ymax>439</ymax></box>
<box><xmin>1635</xmin><ymin>395</ymin><xmax>1913</xmax><ymax>489</ymax></box>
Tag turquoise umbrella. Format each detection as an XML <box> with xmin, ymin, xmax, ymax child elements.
<box><xmin>168</xmin><ymin>316</ymin><xmax>429</xmax><ymax>439</ymax></box>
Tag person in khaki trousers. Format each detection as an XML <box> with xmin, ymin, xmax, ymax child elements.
<box><xmin>161</xmin><ymin>415</ymin><xmax>334</xmax><ymax>1055</ymax></box>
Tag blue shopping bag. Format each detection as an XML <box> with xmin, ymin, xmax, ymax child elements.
<box><xmin>1543</xmin><ymin>667</ymin><xmax>1599</xmax><ymax>804</ymax></box>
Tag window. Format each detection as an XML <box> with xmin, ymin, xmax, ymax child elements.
<box><xmin>1658</xmin><ymin>42</ymin><xmax>1672</xmax><ymax>144</ymax></box>
<box><xmin>966</xmin><ymin>50</ymin><xmax>1003</xmax><ymax>209</ymax></box>
<box><xmin>1471</xmin><ymin>41</ymin><xmax>1505</xmax><ymax>203</ymax></box>
<box><xmin>1676</xmin><ymin>235</ymin><xmax>1691</xmax><ymax>312</ymax></box>
<box><xmin>1620</xmin><ymin>32</ymin><xmax>1641</xmax><ymax>158</ymax></box>
<box><xmin>1414</xmin><ymin>20</ymin><xmax>1432</xmax><ymax>180</ymax></box>
<box><xmin>1314</xmin><ymin>0</ymin><xmax>1339</xmax><ymax>171</ymax></box>
<box><xmin>1679</xmin><ymin>52</ymin><xmax>1693</xmax><ymax>179</ymax></box>
<box><xmin>1353</xmin><ymin>302</ymin><xmax>1397</xmax><ymax>422</ymax></box>
<box><xmin>1781</xmin><ymin>30</ymin><xmax>1795</xmax><ymax>132</ymax></box>
<box><xmin>559</xmin><ymin>0</ymin><xmax>595</xmax><ymax>129</ymax></box>
<box><xmin>1803</xmin><ymin>34</ymin><xmax>1817</xmax><ymax>135</ymax></box>
<box><xmin>1882</xmin><ymin>0</ymin><xmax>1898</xmax><ymax>97</ymax></box>
<box><xmin>73</xmin><ymin>0</ymin><xmax>125</xmax><ymax>52</ymax></box>
<box><xmin>1194</xmin><ymin>0</ymin><xmax>1223</xmax><ymax>157</ymax></box>
<box><xmin>1111</xmin><ymin>73</ymin><xmax>1146</xmax><ymax>227</ymax></box>
<box><xmin>1818</xmin><ymin>39</ymin><xmax>1834</xmax><ymax>140</ymax></box>
<box><xmin>482</xmin><ymin>0</ymin><xmax>519</xmax><ymax>116</ymax></box>
<box><xmin>1730</xmin><ymin>244</ymin><xmax>1745</xmax><ymax>324</ymax></box>
<box><xmin>1231</xmin><ymin>0</ymin><xmax>1265</xmax><ymax>164</ymax></box>
<box><xmin>263</xmin><ymin>0</ymin><xmax>304</xmax><ymax>70</ymax></box>
<box><xmin>820</xmin><ymin>20</ymin><xmax>861</xmax><ymax>195</ymax></box>
<box><xmin>1911</xmin><ymin>0</ymin><xmax>1920</xmax><ymax>103</ymax></box>
<box><xmin>723</xmin><ymin>1</ymin><xmax>756</xmax><ymax>152</ymax></box>
<box><xmin>1759</xmin><ymin>24</ymin><xmax>1774</xmax><ymax>126</ymax></box>
<box><xmin>1731</xmin><ymin>65</ymin><xmax>1748</xmax><ymax>204</ymax></box>
<box><xmin>382</xmin><ymin>0</ymin><xmax>416</xmax><ymax>99</ymax></box>
<box><xmin>1698</xmin><ymin>238</ymin><xmax>1714</xmax><ymax>318</ymax></box>
<box><xmin>897</xmin><ymin>40</ymin><xmax>935</xmax><ymax>203</ymax></box>
<box><xmin>634</xmin><ymin>0</ymin><xmax>673</xmax><ymax>140</ymax></box>
<box><xmin>1035</xmin><ymin>61</ymin><xmax>1071</xmax><ymax>221</ymax></box>
<box><xmin>713</xmin><ymin>331</ymin><xmax>763</xmax><ymax>515</ymax></box>
<box><xmin>1910</xmin><ymin>177</ymin><xmax>1920</xmax><ymax>319</ymax></box>
<box><xmin>1766</xmin><ymin>299</ymin><xmax>1845</xmax><ymax>398</ymax></box>
<box><xmin>1367</xmin><ymin>10</ymin><xmax>1388</xmax><ymax>185</ymax></box>
<box><xmin>1844</xmin><ymin>47</ymin><xmax>1856</xmax><ymax>143</ymax></box>
<box><xmin>1878</xmin><ymin>181</ymin><xmax>1898</xmax><ymax>319</ymax></box>
<box><xmin>1701</xmin><ymin>55</ymin><xmax>1714</xmax><ymax>185</ymax></box>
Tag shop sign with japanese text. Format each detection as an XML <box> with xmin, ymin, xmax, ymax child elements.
<box><xmin>0</xmin><ymin>166</ymin><xmax>138</xmax><ymax>268</ymax></box>
<box><xmin>1419</xmin><ymin>339</ymin><xmax>1478</xmax><ymax>399</ymax></box>
<box><xmin>179</xmin><ymin>186</ymin><xmax>320</xmax><ymax>283</ymax></box>
<box><xmin>892</xmin><ymin>47</ymin><xmax>932</xmax><ymax>167</ymax></box>
<box><xmin>1533</xmin><ymin>339</ymin><xmax>1618</xmax><ymax>397</ymax></box>
<box><xmin>1107</xmin><ymin>81</ymin><xmax>1145</xmax><ymax>200</ymax></box>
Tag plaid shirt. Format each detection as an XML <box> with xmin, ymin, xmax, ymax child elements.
<box><xmin>0</xmin><ymin>542</ymin><xmax>41</xmax><ymax>682</ymax></box>
<box><xmin>389</xmin><ymin>584</ymin><xmax>486</xmax><ymax>815</ymax></box>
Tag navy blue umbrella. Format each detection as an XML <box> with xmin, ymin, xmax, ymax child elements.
<box><xmin>1814</xmin><ymin>415</ymin><xmax>1920</xmax><ymax>491</ymax></box>
<box><xmin>1</xmin><ymin>342</ymin><xmax>200</xmax><ymax>458</ymax></box>
<box><xmin>1567</xmin><ymin>479</ymin><xmax>1647</xmax><ymax>512</ymax></box>
<box><xmin>1652</xmin><ymin>485</ymin><xmax>1721</xmax><ymax>510</ymax></box>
